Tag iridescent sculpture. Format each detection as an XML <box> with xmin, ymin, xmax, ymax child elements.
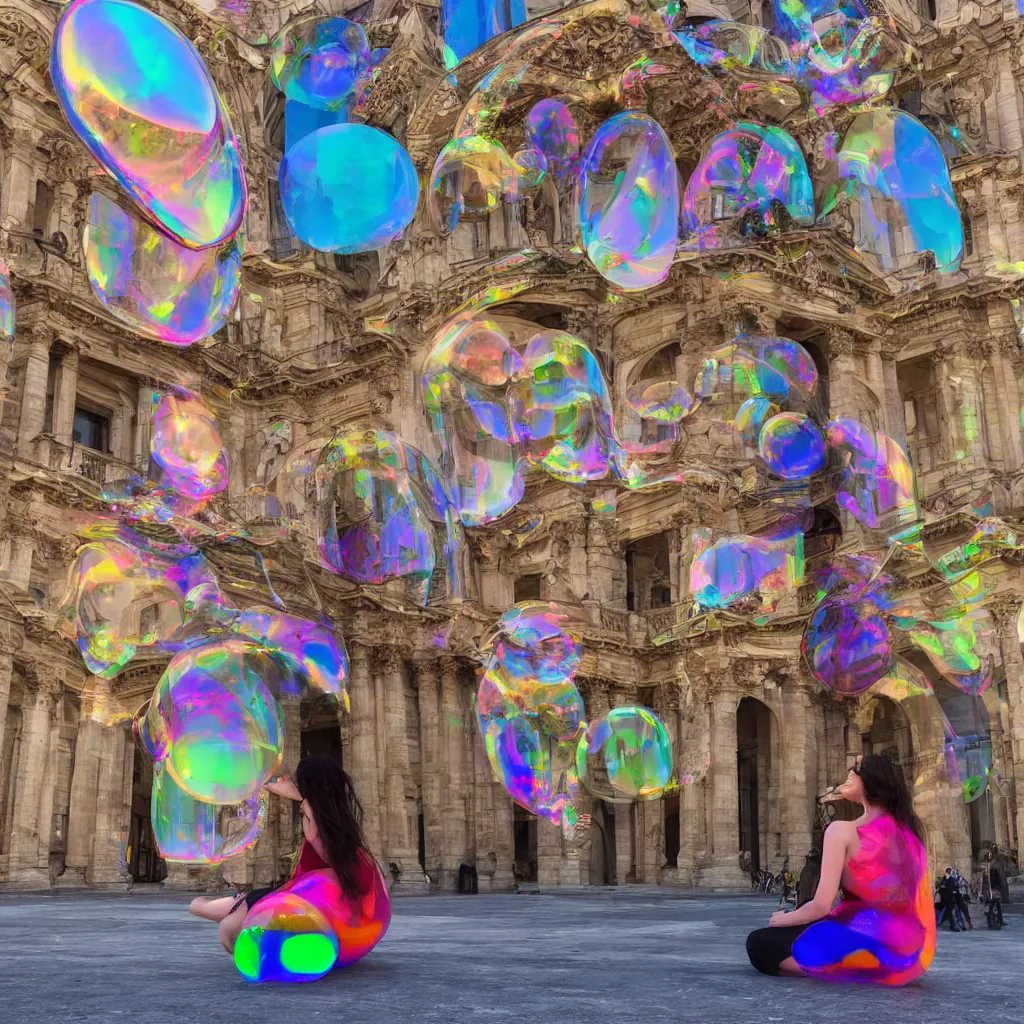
<box><xmin>579</xmin><ymin>112</ymin><xmax>680</xmax><ymax>291</ymax></box>
<box><xmin>279</xmin><ymin>124</ymin><xmax>419</xmax><ymax>253</ymax></box>
<box><xmin>83</xmin><ymin>192</ymin><xmax>240</xmax><ymax>346</ymax></box>
<box><xmin>822</xmin><ymin>109</ymin><xmax>963</xmax><ymax>276</ymax></box>
<box><xmin>51</xmin><ymin>0</ymin><xmax>246</xmax><ymax>249</ymax></box>
<box><xmin>681</xmin><ymin>123</ymin><xmax>814</xmax><ymax>252</ymax></box>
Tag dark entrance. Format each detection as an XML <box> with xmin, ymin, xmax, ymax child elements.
<box><xmin>129</xmin><ymin>747</ymin><xmax>164</xmax><ymax>883</ymax></box>
<box><xmin>513</xmin><ymin>805</ymin><xmax>538</xmax><ymax>882</ymax></box>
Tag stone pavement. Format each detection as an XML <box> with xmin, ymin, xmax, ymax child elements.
<box><xmin>2</xmin><ymin>889</ymin><xmax>1019</xmax><ymax>1024</ymax></box>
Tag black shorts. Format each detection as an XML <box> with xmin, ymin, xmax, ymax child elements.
<box><xmin>229</xmin><ymin>886</ymin><xmax>277</xmax><ymax>915</ymax></box>
<box><xmin>746</xmin><ymin>923</ymin><xmax>811</xmax><ymax>976</ymax></box>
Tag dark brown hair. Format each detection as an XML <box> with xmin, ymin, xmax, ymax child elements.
<box><xmin>857</xmin><ymin>753</ymin><xmax>926</xmax><ymax>844</ymax></box>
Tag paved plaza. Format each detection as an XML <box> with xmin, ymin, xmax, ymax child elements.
<box><xmin>2</xmin><ymin>889</ymin><xmax>1019</xmax><ymax>1024</ymax></box>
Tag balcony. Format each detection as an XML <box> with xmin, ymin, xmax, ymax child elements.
<box><xmin>48</xmin><ymin>440</ymin><xmax>142</xmax><ymax>487</ymax></box>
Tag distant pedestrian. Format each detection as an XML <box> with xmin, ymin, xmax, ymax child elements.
<box><xmin>936</xmin><ymin>868</ymin><xmax>960</xmax><ymax>931</ymax></box>
<box><xmin>953</xmin><ymin>870</ymin><xmax>973</xmax><ymax>930</ymax></box>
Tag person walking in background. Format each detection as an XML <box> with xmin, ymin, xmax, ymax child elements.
<box><xmin>953</xmin><ymin>869</ymin><xmax>973</xmax><ymax>930</ymax></box>
<box><xmin>936</xmin><ymin>868</ymin><xmax>960</xmax><ymax>931</ymax></box>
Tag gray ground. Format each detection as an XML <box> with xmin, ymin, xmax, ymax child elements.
<box><xmin>1</xmin><ymin>888</ymin><xmax>1019</xmax><ymax>1024</ymax></box>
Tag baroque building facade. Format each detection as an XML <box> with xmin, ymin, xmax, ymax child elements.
<box><xmin>1</xmin><ymin>0</ymin><xmax>1023</xmax><ymax>893</ymax></box>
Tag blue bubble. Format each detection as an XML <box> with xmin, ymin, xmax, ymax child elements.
<box><xmin>279</xmin><ymin>124</ymin><xmax>420</xmax><ymax>254</ymax></box>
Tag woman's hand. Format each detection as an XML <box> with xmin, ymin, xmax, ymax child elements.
<box><xmin>768</xmin><ymin>910</ymin><xmax>791</xmax><ymax>928</ymax></box>
<box><xmin>264</xmin><ymin>775</ymin><xmax>301</xmax><ymax>801</ymax></box>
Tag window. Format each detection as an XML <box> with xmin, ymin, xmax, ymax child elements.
<box><xmin>963</xmin><ymin>216</ymin><xmax>974</xmax><ymax>258</ymax></box>
<box><xmin>72</xmin><ymin>406</ymin><xmax>110</xmax><ymax>452</ymax></box>
<box><xmin>32</xmin><ymin>179</ymin><xmax>53</xmax><ymax>237</ymax></box>
<box><xmin>514</xmin><ymin>573</ymin><xmax>542</xmax><ymax>603</ymax></box>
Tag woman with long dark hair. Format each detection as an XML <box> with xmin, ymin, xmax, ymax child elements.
<box><xmin>746</xmin><ymin>753</ymin><xmax>935</xmax><ymax>985</ymax></box>
<box><xmin>190</xmin><ymin>755</ymin><xmax>384</xmax><ymax>956</ymax></box>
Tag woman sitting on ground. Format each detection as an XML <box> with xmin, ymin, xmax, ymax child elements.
<box><xmin>746</xmin><ymin>753</ymin><xmax>935</xmax><ymax>986</ymax></box>
<box><xmin>189</xmin><ymin>755</ymin><xmax>380</xmax><ymax>956</ymax></box>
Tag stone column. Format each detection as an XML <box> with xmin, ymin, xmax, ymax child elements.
<box><xmin>994</xmin><ymin>600</ymin><xmax>1024</xmax><ymax>855</ymax></box>
<box><xmin>878</xmin><ymin>333</ymin><xmax>907</xmax><ymax>447</ymax></box>
<box><xmin>678</xmin><ymin>702</ymin><xmax>710</xmax><ymax>887</ymax></box>
<box><xmin>440</xmin><ymin>658</ymin><xmax>468</xmax><ymax>889</ymax></box>
<box><xmin>492</xmin><ymin>777</ymin><xmax>515</xmax><ymax>891</ymax></box>
<box><xmin>346</xmin><ymin>644</ymin><xmax>381</xmax><ymax>854</ymax></box>
<box><xmin>701</xmin><ymin>688</ymin><xmax>746</xmax><ymax>886</ymax></box>
<box><xmin>0</xmin><ymin>653</ymin><xmax>13</xmax><ymax>761</ymax></box>
<box><xmin>825</xmin><ymin>327</ymin><xmax>859</xmax><ymax>422</ymax></box>
<box><xmin>6</xmin><ymin>683</ymin><xmax>57</xmax><ymax>885</ymax></box>
<box><xmin>779</xmin><ymin>671</ymin><xmax>817</xmax><ymax>864</ymax></box>
<box><xmin>380</xmin><ymin>651</ymin><xmax>424</xmax><ymax>888</ymax></box>
<box><xmin>51</xmin><ymin>345</ymin><xmax>79</xmax><ymax>448</ymax></box>
<box><xmin>64</xmin><ymin>716</ymin><xmax>104</xmax><ymax>883</ymax></box>
<box><xmin>89</xmin><ymin>724</ymin><xmax>129</xmax><ymax>883</ymax></box>
<box><xmin>16</xmin><ymin>326</ymin><xmax>52</xmax><ymax>461</ymax></box>
<box><xmin>415</xmin><ymin>660</ymin><xmax>443</xmax><ymax>885</ymax></box>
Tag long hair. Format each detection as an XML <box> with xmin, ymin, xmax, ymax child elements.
<box><xmin>857</xmin><ymin>753</ymin><xmax>926</xmax><ymax>844</ymax></box>
<box><xmin>295</xmin><ymin>755</ymin><xmax>370</xmax><ymax>901</ymax></box>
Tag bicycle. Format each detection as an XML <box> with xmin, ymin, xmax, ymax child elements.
<box><xmin>985</xmin><ymin>897</ymin><xmax>1004</xmax><ymax>930</ymax></box>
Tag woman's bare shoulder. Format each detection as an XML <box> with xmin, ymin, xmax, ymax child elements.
<box><xmin>824</xmin><ymin>819</ymin><xmax>858</xmax><ymax>839</ymax></box>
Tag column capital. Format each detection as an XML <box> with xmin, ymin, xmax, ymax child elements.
<box><xmin>825</xmin><ymin>325</ymin><xmax>855</xmax><ymax>358</ymax></box>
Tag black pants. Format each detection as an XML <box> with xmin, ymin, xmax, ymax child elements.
<box><xmin>229</xmin><ymin>885</ymin><xmax>277</xmax><ymax>915</ymax></box>
<box><xmin>746</xmin><ymin>923</ymin><xmax>811</xmax><ymax>976</ymax></box>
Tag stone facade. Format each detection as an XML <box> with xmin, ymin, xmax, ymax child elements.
<box><xmin>1</xmin><ymin>0</ymin><xmax>1024</xmax><ymax>892</ymax></box>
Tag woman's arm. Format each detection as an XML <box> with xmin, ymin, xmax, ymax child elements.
<box><xmin>264</xmin><ymin>775</ymin><xmax>302</xmax><ymax>801</ymax></box>
<box><xmin>768</xmin><ymin>821</ymin><xmax>849</xmax><ymax>927</ymax></box>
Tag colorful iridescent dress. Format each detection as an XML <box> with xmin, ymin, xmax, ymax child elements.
<box><xmin>792</xmin><ymin>814</ymin><xmax>936</xmax><ymax>985</ymax></box>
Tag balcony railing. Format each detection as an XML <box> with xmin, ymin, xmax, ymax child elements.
<box><xmin>49</xmin><ymin>441</ymin><xmax>141</xmax><ymax>486</ymax></box>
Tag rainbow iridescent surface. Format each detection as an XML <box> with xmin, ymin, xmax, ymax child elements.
<box><xmin>83</xmin><ymin>192</ymin><xmax>240</xmax><ymax>346</ymax></box>
<box><xmin>271</xmin><ymin>15</ymin><xmax>370</xmax><ymax>111</ymax></box>
<box><xmin>0</xmin><ymin>257</ymin><xmax>13</xmax><ymax>338</ymax></box>
<box><xmin>579</xmin><ymin>112</ymin><xmax>680</xmax><ymax>291</ymax></box>
<box><xmin>51</xmin><ymin>0</ymin><xmax>246</xmax><ymax>249</ymax></box>
<box><xmin>279</xmin><ymin>124</ymin><xmax>419</xmax><ymax>253</ymax></box>
<box><xmin>150</xmin><ymin>388</ymin><xmax>229</xmax><ymax>507</ymax></box>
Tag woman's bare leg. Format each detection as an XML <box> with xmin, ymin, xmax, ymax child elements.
<box><xmin>219</xmin><ymin>903</ymin><xmax>249</xmax><ymax>955</ymax></box>
<box><xmin>189</xmin><ymin>896</ymin><xmax>239</xmax><ymax>922</ymax></box>
<box><xmin>777</xmin><ymin>956</ymin><xmax>807</xmax><ymax>977</ymax></box>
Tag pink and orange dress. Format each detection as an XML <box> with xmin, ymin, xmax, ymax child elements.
<box><xmin>792</xmin><ymin>814</ymin><xmax>936</xmax><ymax>985</ymax></box>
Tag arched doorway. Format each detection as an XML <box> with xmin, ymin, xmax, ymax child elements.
<box><xmin>589</xmin><ymin>800</ymin><xmax>617</xmax><ymax>885</ymax></box>
<box><xmin>861</xmin><ymin>696</ymin><xmax>913</xmax><ymax>794</ymax></box>
<box><xmin>128</xmin><ymin>745</ymin><xmax>164</xmax><ymax>883</ymax></box>
<box><xmin>736</xmin><ymin>697</ymin><xmax>779</xmax><ymax>876</ymax></box>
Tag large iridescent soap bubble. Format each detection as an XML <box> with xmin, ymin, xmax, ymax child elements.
<box><xmin>576</xmin><ymin>706</ymin><xmax>673</xmax><ymax>803</ymax></box>
<box><xmin>83</xmin><ymin>192</ymin><xmax>240</xmax><ymax>346</ymax></box>
<box><xmin>143</xmin><ymin>641</ymin><xmax>286</xmax><ymax>804</ymax></box>
<box><xmin>311</xmin><ymin>429</ymin><xmax>465</xmax><ymax>606</ymax></box>
<box><xmin>151</xmin><ymin>763</ymin><xmax>268</xmax><ymax>864</ymax></box>
<box><xmin>826</xmin><ymin>418</ymin><xmax>917</xmax><ymax>529</ymax></box>
<box><xmin>673</xmin><ymin>20</ymin><xmax>792</xmax><ymax>75</ymax></box>
<box><xmin>821</xmin><ymin>109</ymin><xmax>963</xmax><ymax>276</ymax></box>
<box><xmin>441</xmin><ymin>0</ymin><xmax>526</xmax><ymax>68</ymax></box>
<box><xmin>525</xmin><ymin>99</ymin><xmax>580</xmax><ymax>183</ymax></box>
<box><xmin>759</xmin><ymin>412</ymin><xmax>826</xmax><ymax>480</ymax></box>
<box><xmin>51</xmin><ymin>0</ymin><xmax>246</xmax><ymax>249</ymax></box>
<box><xmin>908</xmin><ymin>611</ymin><xmax>994</xmax><ymax>697</ymax></box>
<box><xmin>579</xmin><ymin>112</ymin><xmax>680</xmax><ymax>291</ymax></box>
<box><xmin>271</xmin><ymin>15</ymin><xmax>370</xmax><ymax>111</ymax></box>
<box><xmin>681</xmin><ymin>123</ymin><xmax>814</xmax><ymax>252</ymax></box>
<box><xmin>150</xmin><ymin>388</ymin><xmax>228</xmax><ymax>507</ymax></box>
<box><xmin>690</xmin><ymin>525</ymin><xmax>804</xmax><ymax>614</ymax></box>
<box><xmin>56</xmin><ymin>535</ymin><xmax>210</xmax><ymax>676</ymax></box>
<box><xmin>422</xmin><ymin>316</ymin><xmax>528</xmax><ymax>525</ymax></box>
<box><xmin>626</xmin><ymin>380</ymin><xmax>699</xmax><ymax>423</ymax></box>
<box><xmin>429</xmin><ymin>136</ymin><xmax>518</xmax><ymax>235</ymax></box>
<box><xmin>234</xmin><ymin>892</ymin><xmax>339</xmax><ymax>983</ymax></box>
<box><xmin>802</xmin><ymin>593</ymin><xmax>894</xmax><ymax>695</ymax></box>
<box><xmin>280</xmin><ymin>124</ymin><xmax>419</xmax><ymax>253</ymax></box>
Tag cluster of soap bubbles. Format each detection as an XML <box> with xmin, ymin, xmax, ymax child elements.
<box><xmin>422</xmin><ymin>315</ymin><xmax>721</xmax><ymax>526</ymax></box>
<box><xmin>0</xmin><ymin>258</ymin><xmax>14</xmax><ymax>340</ymax></box>
<box><xmin>51</xmin><ymin>0</ymin><xmax>244</xmax><ymax>345</ymax></box>
<box><xmin>476</xmin><ymin>601</ymin><xmax>674</xmax><ymax>830</ymax></box>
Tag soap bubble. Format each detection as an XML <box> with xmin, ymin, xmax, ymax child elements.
<box><xmin>429</xmin><ymin>135</ymin><xmax>518</xmax><ymax>235</ymax></box>
<box><xmin>576</xmin><ymin>706</ymin><xmax>673</xmax><ymax>803</ymax></box>
<box><xmin>0</xmin><ymin>257</ymin><xmax>13</xmax><ymax>338</ymax></box>
<box><xmin>83</xmin><ymin>191</ymin><xmax>240</xmax><ymax>346</ymax></box>
<box><xmin>143</xmin><ymin>640</ymin><xmax>286</xmax><ymax>804</ymax></box>
<box><xmin>690</xmin><ymin>524</ymin><xmax>804</xmax><ymax>614</ymax></box>
<box><xmin>626</xmin><ymin>380</ymin><xmax>698</xmax><ymax>422</ymax></box>
<box><xmin>280</xmin><ymin>124</ymin><xmax>419</xmax><ymax>254</ymax></box>
<box><xmin>736</xmin><ymin>396</ymin><xmax>779</xmax><ymax>445</ymax></box>
<box><xmin>673</xmin><ymin>20</ymin><xmax>792</xmax><ymax>75</ymax></box>
<box><xmin>512</xmin><ymin>147</ymin><xmax>547</xmax><ymax>191</ymax></box>
<box><xmin>826</xmin><ymin>418</ymin><xmax>917</xmax><ymax>529</ymax></box>
<box><xmin>908</xmin><ymin>611</ymin><xmax>995</xmax><ymax>696</ymax></box>
<box><xmin>758</xmin><ymin>412</ymin><xmax>826</xmax><ymax>480</ymax></box>
<box><xmin>525</xmin><ymin>99</ymin><xmax>580</xmax><ymax>183</ymax></box>
<box><xmin>440</xmin><ymin>0</ymin><xmax>527</xmax><ymax>69</ymax></box>
<box><xmin>271</xmin><ymin>15</ymin><xmax>370</xmax><ymax>111</ymax></box>
<box><xmin>150</xmin><ymin>388</ymin><xmax>228</xmax><ymax>507</ymax></box>
<box><xmin>681</xmin><ymin>123</ymin><xmax>814</xmax><ymax>252</ymax></box>
<box><xmin>802</xmin><ymin>593</ymin><xmax>894</xmax><ymax>696</ymax></box>
<box><xmin>312</xmin><ymin>429</ymin><xmax>465</xmax><ymax>606</ymax></box>
<box><xmin>151</xmin><ymin>763</ymin><xmax>268</xmax><ymax>864</ymax></box>
<box><xmin>823</xmin><ymin>108</ymin><xmax>963</xmax><ymax>276</ymax></box>
<box><xmin>51</xmin><ymin>0</ymin><xmax>246</xmax><ymax>249</ymax></box>
<box><xmin>234</xmin><ymin>892</ymin><xmax>339</xmax><ymax>983</ymax></box>
<box><xmin>579</xmin><ymin>111</ymin><xmax>680</xmax><ymax>291</ymax></box>
<box><xmin>487</xmin><ymin>601</ymin><xmax>582</xmax><ymax>686</ymax></box>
